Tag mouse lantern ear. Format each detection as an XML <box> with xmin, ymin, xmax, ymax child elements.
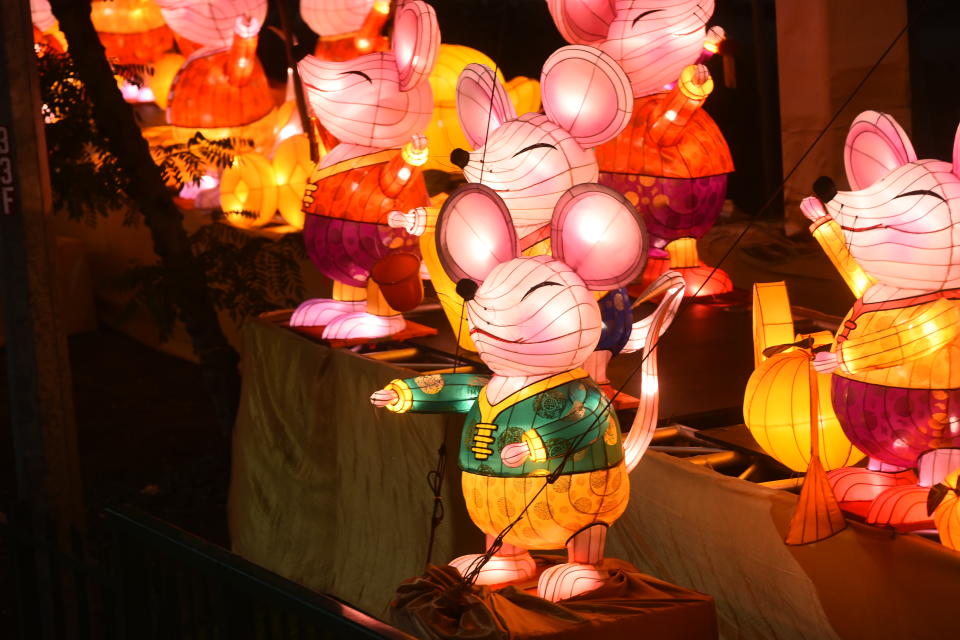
<box><xmin>551</xmin><ymin>183</ymin><xmax>647</xmax><ymax>290</ymax></box>
<box><xmin>436</xmin><ymin>183</ymin><xmax>518</xmax><ymax>284</ymax></box>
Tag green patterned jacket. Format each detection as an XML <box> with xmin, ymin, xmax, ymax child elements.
<box><xmin>383</xmin><ymin>369</ymin><xmax>624</xmax><ymax>478</ymax></box>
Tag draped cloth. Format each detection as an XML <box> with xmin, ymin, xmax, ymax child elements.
<box><xmin>391</xmin><ymin>558</ymin><xmax>717</xmax><ymax>640</ymax></box>
<box><xmin>230</xmin><ymin>318</ymin><xmax>960</xmax><ymax>638</ymax></box>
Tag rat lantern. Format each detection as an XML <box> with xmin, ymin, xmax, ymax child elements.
<box><xmin>158</xmin><ymin>0</ymin><xmax>278</xmax><ymax>149</ymax></box>
<box><xmin>371</xmin><ymin>183</ymin><xmax>684</xmax><ymax>602</ymax></box>
<box><xmin>289</xmin><ymin>0</ymin><xmax>439</xmax><ymax>340</ymax></box>
<box><xmin>423</xmin><ymin>45</ymin><xmax>643</xmax><ymax>389</ymax></box>
<box><xmin>801</xmin><ymin>111</ymin><xmax>960</xmax><ymax>529</ymax></box>
<box><xmin>547</xmin><ymin>0</ymin><xmax>734</xmax><ymax>296</ymax></box>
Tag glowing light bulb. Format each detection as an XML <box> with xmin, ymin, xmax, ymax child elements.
<box><xmin>398</xmin><ymin>167</ymin><xmax>411</xmax><ymax>182</ymax></box>
<box><xmin>665</xmin><ymin>109</ymin><xmax>677</xmax><ymax>121</ymax></box>
<box><xmin>357</xmin><ymin>38</ymin><xmax>371</xmax><ymax>51</ymax></box>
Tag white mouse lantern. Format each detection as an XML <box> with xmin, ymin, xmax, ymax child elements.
<box><xmin>801</xmin><ymin>110</ymin><xmax>960</xmax><ymax>530</ymax></box>
<box><xmin>289</xmin><ymin>0</ymin><xmax>440</xmax><ymax>340</ymax></box>
<box><xmin>372</xmin><ymin>182</ymin><xmax>684</xmax><ymax>602</ymax></box>
<box><xmin>547</xmin><ymin>0</ymin><xmax>734</xmax><ymax>296</ymax></box>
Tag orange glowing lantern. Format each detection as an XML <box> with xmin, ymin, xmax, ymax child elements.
<box><xmin>91</xmin><ymin>0</ymin><xmax>174</xmax><ymax>66</ymax></box>
<box><xmin>148</xmin><ymin>52</ymin><xmax>185</xmax><ymax>110</ymax></box>
<box><xmin>744</xmin><ymin>282</ymin><xmax>864</xmax><ymax>473</ymax></box>
<box><xmin>163</xmin><ymin>2</ymin><xmax>278</xmax><ymax>150</ymax></box>
<box><xmin>31</xmin><ymin>0</ymin><xmax>67</xmax><ymax>52</ymax></box>
<box><xmin>220</xmin><ymin>152</ymin><xmax>278</xmax><ymax>228</ymax></box>
<box><xmin>272</xmin><ymin>133</ymin><xmax>317</xmax><ymax>229</ymax></box>
<box><xmin>302</xmin><ymin>0</ymin><xmax>391</xmax><ymax>61</ymax></box>
<box><xmin>930</xmin><ymin>470</ymin><xmax>960</xmax><ymax>551</ymax></box>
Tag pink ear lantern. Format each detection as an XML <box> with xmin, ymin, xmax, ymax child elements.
<box><xmin>799</xmin><ymin>110</ymin><xmax>960</xmax><ymax>533</ymax></box>
<box><xmin>547</xmin><ymin>0</ymin><xmax>734</xmax><ymax>297</ymax></box>
<box><xmin>373</xmin><ymin>181</ymin><xmax>684</xmax><ymax>601</ymax></box>
<box><xmin>290</xmin><ymin>0</ymin><xmax>440</xmax><ymax>341</ymax></box>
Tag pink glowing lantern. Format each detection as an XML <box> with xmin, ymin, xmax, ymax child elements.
<box><xmin>440</xmin><ymin>45</ymin><xmax>649</xmax><ymax>388</ymax></box>
<box><xmin>301</xmin><ymin>0</ymin><xmax>390</xmax><ymax>61</ymax></box>
<box><xmin>801</xmin><ymin>110</ymin><xmax>960</xmax><ymax>530</ymax></box>
<box><xmin>160</xmin><ymin>0</ymin><xmax>278</xmax><ymax>149</ymax></box>
<box><xmin>31</xmin><ymin>0</ymin><xmax>66</xmax><ymax>52</ymax></box>
<box><xmin>289</xmin><ymin>0</ymin><xmax>439</xmax><ymax>340</ymax></box>
<box><xmin>547</xmin><ymin>0</ymin><xmax>734</xmax><ymax>297</ymax></box>
<box><xmin>371</xmin><ymin>182</ymin><xmax>684</xmax><ymax>601</ymax></box>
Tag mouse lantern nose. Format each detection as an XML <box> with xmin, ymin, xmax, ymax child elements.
<box><xmin>456</xmin><ymin>278</ymin><xmax>478</xmax><ymax>301</ymax></box>
<box><xmin>450</xmin><ymin>148</ymin><xmax>470</xmax><ymax>169</ymax></box>
<box><xmin>813</xmin><ymin>176</ymin><xmax>837</xmax><ymax>204</ymax></box>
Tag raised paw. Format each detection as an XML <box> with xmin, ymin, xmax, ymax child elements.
<box><xmin>449</xmin><ymin>552</ymin><xmax>536</xmax><ymax>587</ymax></box>
<box><xmin>321</xmin><ymin>312</ymin><xmax>406</xmax><ymax>340</ymax></box>
<box><xmin>289</xmin><ymin>299</ymin><xmax>364</xmax><ymax>327</ymax></box>
<box><xmin>537</xmin><ymin>562</ymin><xmax>606</xmax><ymax>602</ymax></box>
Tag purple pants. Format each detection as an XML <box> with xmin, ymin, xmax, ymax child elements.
<box><xmin>599</xmin><ymin>173</ymin><xmax>727</xmax><ymax>250</ymax></box>
<box><xmin>831</xmin><ymin>376</ymin><xmax>960</xmax><ymax>468</ymax></box>
<box><xmin>304</xmin><ymin>215</ymin><xmax>420</xmax><ymax>288</ymax></box>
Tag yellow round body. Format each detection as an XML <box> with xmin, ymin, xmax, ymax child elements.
<box><xmin>171</xmin><ymin>107</ymin><xmax>280</xmax><ymax>155</ymax></box>
<box><xmin>423</xmin><ymin>44</ymin><xmax>540</xmax><ymax>173</ymax></box>
<box><xmin>461</xmin><ymin>463</ymin><xmax>629</xmax><ymax>550</ymax></box>
<box><xmin>935</xmin><ymin>470</ymin><xmax>960</xmax><ymax>551</ymax></box>
<box><xmin>271</xmin><ymin>133</ymin><xmax>316</xmax><ymax>229</ymax></box>
<box><xmin>148</xmin><ymin>53</ymin><xmax>184</xmax><ymax>110</ymax></box>
<box><xmin>220</xmin><ymin>152</ymin><xmax>278</xmax><ymax>228</ymax></box>
<box><xmin>744</xmin><ymin>350</ymin><xmax>865</xmax><ymax>472</ymax></box>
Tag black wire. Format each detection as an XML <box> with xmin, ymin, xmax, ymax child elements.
<box><xmin>422</xmin><ymin>280</ymin><xmax>470</xmax><ymax>568</ymax></box>
<box><xmin>459</xmin><ymin>17</ymin><xmax>912</xmax><ymax>587</ymax></box>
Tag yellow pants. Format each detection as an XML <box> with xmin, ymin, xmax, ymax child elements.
<box><xmin>460</xmin><ymin>462</ymin><xmax>630</xmax><ymax>550</ymax></box>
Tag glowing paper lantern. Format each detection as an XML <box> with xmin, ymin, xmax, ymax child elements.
<box><xmin>547</xmin><ymin>0</ymin><xmax>734</xmax><ymax>297</ymax></box>
<box><xmin>800</xmin><ymin>110</ymin><xmax>960</xmax><ymax>528</ymax></box>
<box><xmin>164</xmin><ymin>4</ymin><xmax>277</xmax><ymax>150</ymax></box>
<box><xmin>745</xmin><ymin>344</ymin><xmax>864</xmax><ymax>473</ymax></box>
<box><xmin>91</xmin><ymin>0</ymin><xmax>173</xmax><ymax>66</ymax></box>
<box><xmin>744</xmin><ymin>282</ymin><xmax>864</xmax><ymax>472</ymax></box>
<box><xmin>220</xmin><ymin>152</ymin><xmax>278</xmax><ymax>228</ymax></box>
<box><xmin>31</xmin><ymin>0</ymin><xmax>67</xmax><ymax>52</ymax></box>
<box><xmin>372</xmin><ymin>183</ymin><xmax>683</xmax><ymax>601</ymax></box>
<box><xmin>156</xmin><ymin>0</ymin><xmax>267</xmax><ymax>50</ymax></box>
<box><xmin>148</xmin><ymin>52</ymin><xmax>185</xmax><ymax>110</ymax></box>
<box><xmin>931</xmin><ymin>470</ymin><xmax>960</xmax><ymax>551</ymax></box>
<box><xmin>429</xmin><ymin>44</ymin><xmax>632</xmax><ymax>361</ymax></box>
<box><xmin>302</xmin><ymin>0</ymin><xmax>390</xmax><ymax>60</ymax></box>
<box><xmin>272</xmin><ymin>133</ymin><xmax>317</xmax><ymax>229</ymax></box>
<box><xmin>423</xmin><ymin>44</ymin><xmax>540</xmax><ymax>173</ymax></box>
<box><xmin>290</xmin><ymin>0</ymin><xmax>439</xmax><ymax>340</ymax></box>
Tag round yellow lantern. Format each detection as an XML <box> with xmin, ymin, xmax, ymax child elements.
<box><xmin>424</xmin><ymin>44</ymin><xmax>540</xmax><ymax>173</ymax></box>
<box><xmin>933</xmin><ymin>469</ymin><xmax>960</xmax><ymax>551</ymax></box>
<box><xmin>271</xmin><ymin>133</ymin><xmax>317</xmax><ymax>229</ymax></box>
<box><xmin>220</xmin><ymin>152</ymin><xmax>278</xmax><ymax>229</ymax></box>
<box><xmin>744</xmin><ymin>348</ymin><xmax>864</xmax><ymax>472</ymax></box>
<box><xmin>148</xmin><ymin>52</ymin><xmax>184</xmax><ymax>110</ymax></box>
<box><xmin>745</xmin><ymin>281</ymin><xmax>864</xmax><ymax>473</ymax></box>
